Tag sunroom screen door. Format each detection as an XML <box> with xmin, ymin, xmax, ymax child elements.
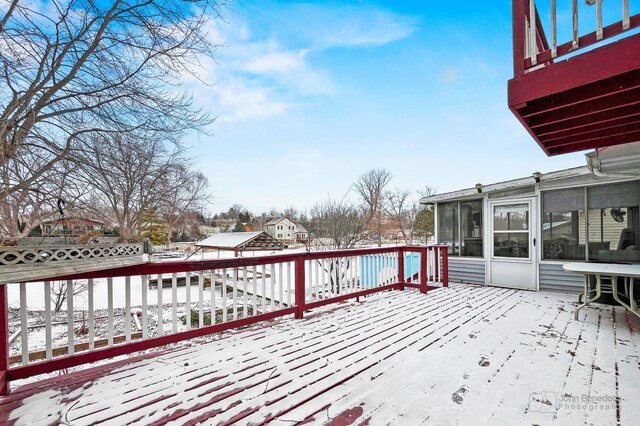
<box><xmin>488</xmin><ymin>198</ymin><xmax>537</xmax><ymax>290</ymax></box>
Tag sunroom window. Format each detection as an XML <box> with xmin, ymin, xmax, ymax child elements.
<box><xmin>542</xmin><ymin>188</ymin><xmax>584</xmax><ymax>260</ymax></box>
<box><xmin>542</xmin><ymin>181</ymin><xmax>639</xmax><ymax>262</ymax></box>
<box><xmin>586</xmin><ymin>182</ymin><xmax>639</xmax><ymax>262</ymax></box>
<box><xmin>437</xmin><ymin>200</ymin><xmax>483</xmax><ymax>257</ymax></box>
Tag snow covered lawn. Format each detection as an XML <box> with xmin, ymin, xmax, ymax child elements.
<box><xmin>1</xmin><ymin>283</ymin><xmax>639</xmax><ymax>425</ymax></box>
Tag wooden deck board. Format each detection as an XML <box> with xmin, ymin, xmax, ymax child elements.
<box><xmin>2</xmin><ymin>284</ymin><xmax>639</xmax><ymax>425</ymax></box>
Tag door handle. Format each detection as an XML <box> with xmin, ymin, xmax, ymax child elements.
<box><xmin>533</xmin><ymin>238</ymin><xmax>536</xmax><ymax>247</ymax></box>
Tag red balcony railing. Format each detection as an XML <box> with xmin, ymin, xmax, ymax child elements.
<box><xmin>0</xmin><ymin>245</ymin><xmax>448</xmax><ymax>395</ymax></box>
<box><xmin>513</xmin><ymin>0</ymin><xmax>640</xmax><ymax>77</ymax></box>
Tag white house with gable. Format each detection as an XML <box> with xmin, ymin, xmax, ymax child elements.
<box><xmin>265</xmin><ymin>217</ymin><xmax>296</xmax><ymax>242</ymax></box>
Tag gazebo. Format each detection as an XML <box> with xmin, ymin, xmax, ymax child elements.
<box><xmin>195</xmin><ymin>231</ymin><xmax>287</xmax><ymax>257</ymax></box>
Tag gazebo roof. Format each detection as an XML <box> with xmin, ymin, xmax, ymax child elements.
<box><xmin>195</xmin><ymin>231</ymin><xmax>286</xmax><ymax>251</ymax></box>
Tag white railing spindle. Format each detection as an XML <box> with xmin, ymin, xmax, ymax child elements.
<box><xmin>314</xmin><ymin>260</ymin><xmax>319</xmax><ymax>301</ymax></box>
<box><xmin>210</xmin><ymin>270</ymin><xmax>216</xmax><ymax>324</ymax></box>
<box><xmin>595</xmin><ymin>0</ymin><xmax>603</xmax><ymax>40</ymax></box>
<box><xmin>572</xmin><ymin>0</ymin><xmax>579</xmax><ymax>49</ymax></box>
<box><xmin>261</xmin><ymin>266</ymin><xmax>266</xmax><ymax>311</ymax></box>
<box><xmin>232</xmin><ymin>268</ymin><xmax>238</xmax><ymax>320</ymax></box>
<box><xmin>20</xmin><ymin>283</ymin><xmax>28</xmax><ymax>365</ymax></box>
<box><xmin>222</xmin><ymin>269</ymin><xmax>228</xmax><ymax>322</ymax></box>
<box><xmin>44</xmin><ymin>281</ymin><xmax>52</xmax><ymax>360</ymax></box>
<box><xmin>529</xmin><ymin>0</ymin><xmax>538</xmax><ymax>65</ymax></box>
<box><xmin>67</xmin><ymin>280</ymin><xmax>74</xmax><ymax>355</ymax></box>
<box><xmin>141</xmin><ymin>275</ymin><xmax>148</xmax><ymax>339</ymax></box>
<box><xmin>107</xmin><ymin>277</ymin><xmax>114</xmax><ymax>346</ymax></box>
<box><xmin>278</xmin><ymin>263</ymin><xmax>283</xmax><ymax>309</ymax></box>
<box><xmin>242</xmin><ymin>266</ymin><xmax>248</xmax><ymax>317</ymax></box>
<box><xmin>623</xmin><ymin>0</ymin><xmax>630</xmax><ymax>30</ymax></box>
<box><xmin>88</xmin><ymin>278</ymin><xmax>94</xmax><ymax>349</ymax></box>
<box><xmin>125</xmin><ymin>276</ymin><xmax>131</xmax><ymax>342</ymax></box>
<box><xmin>199</xmin><ymin>271</ymin><xmax>204</xmax><ymax>327</ymax></box>
<box><xmin>551</xmin><ymin>0</ymin><xmax>557</xmax><ymax>58</ymax></box>
<box><xmin>157</xmin><ymin>274</ymin><xmax>163</xmax><ymax>336</ymax></box>
<box><xmin>253</xmin><ymin>265</ymin><xmax>258</xmax><ymax>314</ymax></box>
<box><xmin>186</xmin><ymin>273</ymin><xmax>191</xmax><ymax>329</ymax></box>
<box><xmin>172</xmin><ymin>273</ymin><xmax>178</xmax><ymax>333</ymax></box>
<box><xmin>270</xmin><ymin>264</ymin><xmax>276</xmax><ymax>311</ymax></box>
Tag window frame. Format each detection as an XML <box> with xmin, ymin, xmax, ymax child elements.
<box><xmin>540</xmin><ymin>180</ymin><xmax>640</xmax><ymax>262</ymax></box>
<box><xmin>437</xmin><ymin>198</ymin><xmax>484</xmax><ymax>258</ymax></box>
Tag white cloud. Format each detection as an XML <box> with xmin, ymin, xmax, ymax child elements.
<box><xmin>211</xmin><ymin>78</ymin><xmax>294</xmax><ymax>123</ymax></box>
<box><xmin>274</xmin><ymin>3</ymin><xmax>419</xmax><ymax>49</ymax></box>
<box><xmin>182</xmin><ymin>3</ymin><xmax>417</xmax><ymax>124</ymax></box>
<box><xmin>244</xmin><ymin>49</ymin><xmax>306</xmax><ymax>75</ymax></box>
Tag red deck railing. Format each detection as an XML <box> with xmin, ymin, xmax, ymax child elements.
<box><xmin>0</xmin><ymin>245</ymin><xmax>448</xmax><ymax>395</ymax></box>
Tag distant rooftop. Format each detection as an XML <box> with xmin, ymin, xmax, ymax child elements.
<box><xmin>195</xmin><ymin>231</ymin><xmax>286</xmax><ymax>251</ymax></box>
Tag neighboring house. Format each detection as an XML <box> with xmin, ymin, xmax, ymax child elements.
<box><xmin>243</xmin><ymin>223</ymin><xmax>254</xmax><ymax>232</ymax></box>
<box><xmin>41</xmin><ymin>217</ymin><xmax>105</xmax><ymax>237</ymax></box>
<box><xmin>295</xmin><ymin>224</ymin><xmax>309</xmax><ymax>242</ymax></box>
<box><xmin>265</xmin><ymin>217</ymin><xmax>296</xmax><ymax>242</ymax></box>
<box><xmin>420</xmin><ymin>142</ymin><xmax>640</xmax><ymax>294</ymax></box>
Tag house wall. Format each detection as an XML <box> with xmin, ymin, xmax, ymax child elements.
<box><xmin>539</xmin><ymin>262</ymin><xmax>583</xmax><ymax>293</ymax></box>
<box><xmin>267</xmin><ymin>219</ymin><xmax>296</xmax><ymax>241</ymax></box>
<box><xmin>448</xmin><ymin>258</ymin><xmax>485</xmax><ymax>285</ymax></box>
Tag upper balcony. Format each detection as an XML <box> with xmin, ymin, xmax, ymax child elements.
<box><xmin>508</xmin><ymin>0</ymin><xmax>640</xmax><ymax>155</ymax></box>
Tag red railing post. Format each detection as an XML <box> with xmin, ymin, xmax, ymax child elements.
<box><xmin>441</xmin><ymin>246</ymin><xmax>449</xmax><ymax>287</ymax></box>
<box><xmin>512</xmin><ymin>0</ymin><xmax>526</xmax><ymax>77</ymax></box>
<box><xmin>420</xmin><ymin>248</ymin><xmax>428</xmax><ymax>294</ymax></box>
<box><xmin>397</xmin><ymin>247</ymin><xmax>405</xmax><ymax>290</ymax></box>
<box><xmin>0</xmin><ymin>284</ymin><xmax>10</xmax><ymax>395</ymax></box>
<box><xmin>295</xmin><ymin>255</ymin><xmax>306</xmax><ymax>319</ymax></box>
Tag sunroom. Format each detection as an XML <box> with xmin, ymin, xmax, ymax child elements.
<box><xmin>420</xmin><ymin>144</ymin><xmax>640</xmax><ymax>293</ymax></box>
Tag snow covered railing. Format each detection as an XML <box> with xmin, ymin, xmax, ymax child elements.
<box><xmin>0</xmin><ymin>245</ymin><xmax>448</xmax><ymax>395</ymax></box>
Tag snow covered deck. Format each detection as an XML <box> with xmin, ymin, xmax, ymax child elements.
<box><xmin>2</xmin><ymin>283</ymin><xmax>639</xmax><ymax>425</ymax></box>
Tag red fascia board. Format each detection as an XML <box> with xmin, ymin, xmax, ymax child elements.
<box><xmin>508</xmin><ymin>32</ymin><xmax>640</xmax><ymax>107</ymax></box>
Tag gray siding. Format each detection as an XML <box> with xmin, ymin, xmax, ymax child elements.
<box><xmin>539</xmin><ymin>262</ymin><xmax>583</xmax><ymax>293</ymax></box>
<box><xmin>449</xmin><ymin>258</ymin><xmax>485</xmax><ymax>284</ymax></box>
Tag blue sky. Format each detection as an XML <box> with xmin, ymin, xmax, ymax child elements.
<box><xmin>186</xmin><ymin>0</ymin><xmax>587</xmax><ymax>213</ymax></box>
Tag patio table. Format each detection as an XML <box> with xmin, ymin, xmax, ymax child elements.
<box><xmin>563</xmin><ymin>262</ymin><xmax>640</xmax><ymax>320</ymax></box>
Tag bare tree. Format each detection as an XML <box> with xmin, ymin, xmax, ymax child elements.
<box><xmin>354</xmin><ymin>168</ymin><xmax>392</xmax><ymax>245</ymax></box>
<box><xmin>71</xmin><ymin>133</ymin><xmax>208</xmax><ymax>242</ymax></box>
<box><xmin>156</xmin><ymin>166</ymin><xmax>209</xmax><ymax>246</ymax></box>
<box><xmin>383</xmin><ymin>188</ymin><xmax>412</xmax><ymax>244</ymax></box>
<box><xmin>309</xmin><ymin>199</ymin><xmax>365</xmax><ymax>295</ymax></box>
<box><xmin>0</xmin><ymin>0</ymin><xmax>224</xmax><ymax>228</ymax></box>
<box><xmin>51</xmin><ymin>280</ymin><xmax>88</xmax><ymax>313</ymax></box>
<box><xmin>310</xmin><ymin>200</ymin><xmax>365</xmax><ymax>250</ymax></box>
